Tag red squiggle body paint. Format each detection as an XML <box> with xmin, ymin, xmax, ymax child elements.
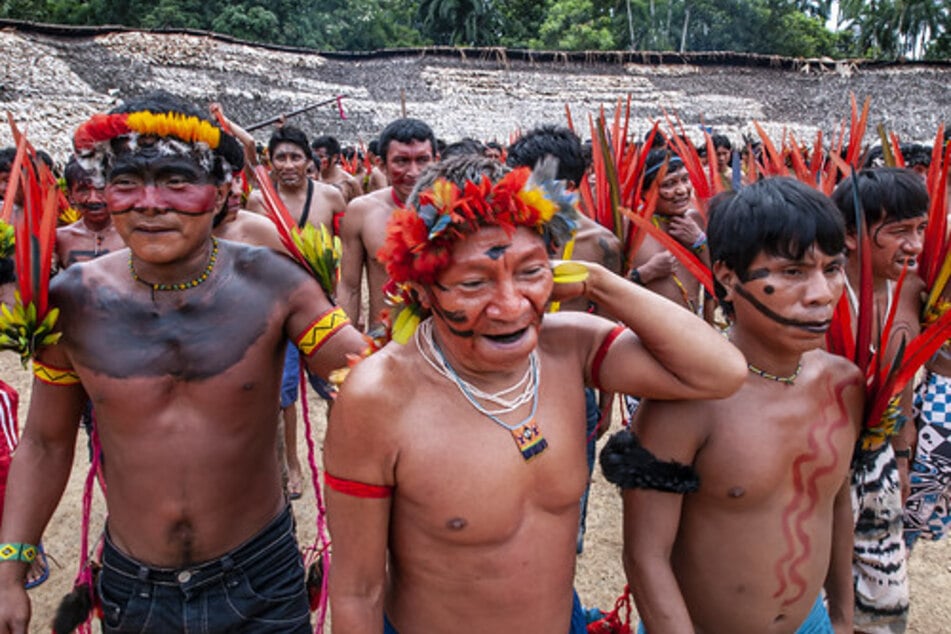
<box><xmin>773</xmin><ymin>378</ymin><xmax>852</xmax><ymax>606</ymax></box>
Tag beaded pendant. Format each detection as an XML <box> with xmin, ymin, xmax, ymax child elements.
<box><xmin>510</xmin><ymin>418</ymin><xmax>548</xmax><ymax>461</ymax></box>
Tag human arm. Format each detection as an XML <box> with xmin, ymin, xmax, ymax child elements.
<box><xmin>824</xmin><ymin>478</ymin><xmax>855</xmax><ymax>633</ymax></box>
<box><xmin>323</xmin><ymin>358</ymin><xmax>398</xmax><ymax>633</ymax></box>
<box><xmin>613</xmin><ymin>400</ymin><xmax>707</xmax><ymax>632</ymax></box>
<box><xmin>337</xmin><ymin>200</ymin><xmax>367</xmax><ymax>328</ymax></box>
<box><xmin>0</xmin><ymin>348</ymin><xmax>84</xmax><ymax>631</ymax></box>
<box><xmin>556</xmin><ymin>261</ymin><xmax>746</xmax><ymax>400</ymax></box>
<box><xmin>208</xmin><ymin>102</ymin><xmax>258</xmax><ymax>170</ymax></box>
<box><xmin>245</xmin><ymin>189</ymin><xmax>267</xmax><ymax>216</ymax></box>
<box><xmin>285</xmin><ymin>271</ymin><xmax>369</xmax><ymax>381</ymax></box>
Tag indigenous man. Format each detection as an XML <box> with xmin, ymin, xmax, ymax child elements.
<box><xmin>831</xmin><ymin>167</ymin><xmax>928</xmax><ymax>634</ymax></box>
<box><xmin>603</xmin><ymin>177</ymin><xmax>861</xmax><ymax>633</ymax></box>
<box><xmin>626</xmin><ymin>149</ymin><xmax>711</xmax><ymax>319</ymax></box>
<box><xmin>324</xmin><ymin>154</ymin><xmax>746</xmax><ymax>634</ymax></box>
<box><xmin>212</xmin><ymin>173</ymin><xmax>285</xmax><ymax>252</ymax></box>
<box><xmin>506</xmin><ymin>124</ymin><xmax>624</xmax><ymax>551</ymax></box>
<box><xmin>0</xmin><ymin>91</ymin><xmax>367</xmax><ymax>632</ymax></box>
<box><xmin>248</xmin><ymin>125</ymin><xmax>347</xmax><ymax>500</ymax></box>
<box><xmin>312</xmin><ymin>135</ymin><xmax>363</xmax><ymax>203</ymax></box>
<box><xmin>338</xmin><ymin>118</ymin><xmax>437</xmax><ymax>333</ymax></box>
<box><xmin>55</xmin><ymin>157</ymin><xmax>126</xmax><ymax>268</ymax></box>
<box><xmin>363</xmin><ymin>140</ymin><xmax>389</xmax><ymax>193</ymax></box>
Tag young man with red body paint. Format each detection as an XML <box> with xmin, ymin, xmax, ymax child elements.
<box><xmin>603</xmin><ymin>178</ymin><xmax>862</xmax><ymax>633</ymax></box>
<box><xmin>324</xmin><ymin>154</ymin><xmax>746</xmax><ymax>634</ymax></box>
<box><xmin>337</xmin><ymin>118</ymin><xmax>437</xmax><ymax>333</ymax></box>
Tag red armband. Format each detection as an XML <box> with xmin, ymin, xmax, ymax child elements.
<box><xmin>324</xmin><ymin>472</ymin><xmax>393</xmax><ymax>499</ymax></box>
<box><xmin>591</xmin><ymin>324</ymin><xmax>626</xmax><ymax>391</ymax></box>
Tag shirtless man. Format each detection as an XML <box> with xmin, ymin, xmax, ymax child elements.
<box><xmin>212</xmin><ymin>174</ymin><xmax>284</xmax><ymax>252</ymax></box>
<box><xmin>248</xmin><ymin>125</ymin><xmax>347</xmax><ymax>499</ymax></box>
<box><xmin>831</xmin><ymin>167</ymin><xmax>928</xmax><ymax>634</ymax></box>
<box><xmin>0</xmin><ymin>92</ymin><xmax>367</xmax><ymax>632</ymax></box>
<box><xmin>338</xmin><ymin>118</ymin><xmax>437</xmax><ymax>333</ymax></box>
<box><xmin>55</xmin><ymin>157</ymin><xmax>125</xmax><ymax>268</ymax></box>
<box><xmin>312</xmin><ymin>135</ymin><xmax>363</xmax><ymax>203</ymax></box>
<box><xmin>603</xmin><ymin>177</ymin><xmax>861</xmax><ymax>633</ymax></box>
<box><xmin>324</xmin><ymin>154</ymin><xmax>746</xmax><ymax>634</ymax></box>
<box><xmin>627</xmin><ymin>149</ymin><xmax>710</xmax><ymax>318</ymax></box>
<box><xmin>364</xmin><ymin>139</ymin><xmax>389</xmax><ymax>193</ymax></box>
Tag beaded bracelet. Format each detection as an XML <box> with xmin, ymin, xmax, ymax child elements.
<box><xmin>0</xmin><ymin>543</ymin><xmax>38</xmax><ymax>563</ymax></box>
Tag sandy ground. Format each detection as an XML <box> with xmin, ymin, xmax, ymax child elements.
<box><xmin>1</xmin><ymin>354</ymin><xmax>949</xmax><ymax>633</ymax></box>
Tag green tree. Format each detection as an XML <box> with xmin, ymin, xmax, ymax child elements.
<box><xmin>533</xmin><ymin>0</ymin><xmax>618</xmax><ymax>50</ymax></box>
<box><xmin>417</xmin><ymin>0</ymin><xmax>500</xmax><ymax>45</ymax></box>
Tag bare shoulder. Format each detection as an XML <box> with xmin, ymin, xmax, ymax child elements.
<box><xmin>343</xmin><ymin>189</ymin><xmax>391</xmax><ymax>230</ymax></box>
<box><xmin>335</xmin><ymin>342</ymin><xmax>418</xmax><ymax>426</ymax></box>
<box><xmin>573</xmin><ymin>215</ymin><xmax>623</xmax><ymax>273</ymax></box>
<box><xmin>224</xmin><ymin>239</ymin><xmax>309</xmax><ymax>289</ymax></box>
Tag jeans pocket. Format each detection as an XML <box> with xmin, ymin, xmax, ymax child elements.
<box><xmin>97</xmin><ymin>570</ymin><xmax>155</xmax><ymax>633</ymax></box>
<box><xmin>221</xmin><ymin>553</ymin><xmax>309</xmax><ymax>625</ymax></box>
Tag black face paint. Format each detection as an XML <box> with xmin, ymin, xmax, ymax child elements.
<box><xmin>764</xmin><ymin>285</ymin><xmax>775</xmax><ymax>295</ymax></box>
<box><xmin>54</xmin><ymin>244</ymin><xmax>301</xmax><ymax>380</ymax></box>
<box><xmin>485</xmin><ymin>245</ymin><xmax>508</xmax><ymax>260</ymax></box>
<box><xmin>429</xmin><ymin>296</ymin><xmax>474</xmax><ymax>338</ymax></box>
<box><xmin>741</xmin><ymin>267</ymin><xmax>770</xmax><ymax>282</ymax></box>
<box><xmin>732</xmin><ymin>282</ymin><xmax>830</xmax><ymax>331</ymax></box>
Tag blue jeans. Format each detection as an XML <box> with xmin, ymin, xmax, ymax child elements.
<box><xmin>281</xmin><ymin>343</ymin><xmax>335</xmax><ymax>408</ymax></box>
<box><xmin>98</xmin><ymin>506</ymin><xmax>310</xmax><ymax>633</ymax></box>
<box><xmin>384</xmin><ymin>589</ymin><xmax>587</xmax><ymax>633</ymax></box>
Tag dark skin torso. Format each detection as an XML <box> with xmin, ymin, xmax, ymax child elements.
<box><xmin>48</xmin><ymin>242</ymin><xmax>338</xmax><ymax>566</ymax></box>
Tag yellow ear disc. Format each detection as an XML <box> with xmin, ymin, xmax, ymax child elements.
<box><xmin>552</xmin><ymin>262</ymin><xmax>590</xmax><ymax>285</ymax></box>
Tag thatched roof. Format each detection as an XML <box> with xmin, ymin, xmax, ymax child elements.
<box><xmin>1</xmin><ymin>19</ymin><xmax>949</xmax><ymax>162</ymax></box>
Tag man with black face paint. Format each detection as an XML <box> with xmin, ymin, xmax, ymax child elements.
<box><xmin>55</xmin><ymin>157</ymin><xmax>126</xmax><ymax>269</ymax></box>
<box><xmin>603</xmin><ymin>177</ymin><xmax>861</xmax><ymax>634</ymax></box>
<box><xmin>0</xmin><ymin>91</ymin><xmax>368</xmax><ymax>633</ymax></box>
<box><xmin>832</xmin><ymin>167</ymin><xmax>928</xmax><ymax>634</ymax></box>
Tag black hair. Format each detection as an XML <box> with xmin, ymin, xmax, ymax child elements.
<box><xmin>367</xmin><ymin>139</ymin><xmax>380</xmax><ymax>156</ymax></box>
<box><xmin>711</xmin><ymin>134</ymin><xmax>732</xmax><ymax>151</ymax></box>
<box><xmin>485</xmin><ymin>141</ymin><xmax>504</xmax><ymax>153</ymax></box>
<box><xmin>708</xmin><ymin>177</ymin><xmax>845</xmax><ymax>317</ymax></box>
<box><xmin>311</xmin><ymin>135</ymin><xmax>341</xmax><ymax>157</ymax></box>
<box><xmin>0</xmin><ymin>147</ymin><xmax>15</xmax><ymax>173</ymax></box>
<box><xmin>63</xmin><ymin>155</ymin><xmax>92</xmax><ymax>189</ymax></box>
<box><xmin>506</xmin><ymin>125</ymin><xmax>585</xmax><ymax>186</ymax></box>
<box><xmin>643</xmin><ymin>148</ymin><xmax>684</xmax><ymax>190</ymax></box>
<box><xmin>110</xmin><ymin>91</ymin><xmax>244</xmax><ymax>182</ymax></box>
<box><xmin>0</xmin><ymin>258</ymin><xmax>14</xmax><ymax>285</ymax></box>
<box><xmin>268</xmin><ymin>126</ymin><xmax>313</xmax><ymax>163</ymax></box>
<box><xmin>644</xmin><ymin>129</ymin><xmax>666</xmax><ymax>150</ymax></box>
<box><xmin>901</xmin><ymin>143</ymin><xmax>932</xmax><ymax>169</ymax></box>
<box><xmin>831</xmin><ymin>167</ymin><xmax>929</xmax><ymax>234</ymax></box>
<box><xmin>441</xmin><ymin>138</ymin><xmax>486</xmax><ymax>160</ymax></box>
<box><xmin>378</xmin><ymin>118</ymin><xmax>437</xmax><ymax>163</ymax></box>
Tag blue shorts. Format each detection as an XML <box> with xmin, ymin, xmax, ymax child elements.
<box><xmin>281</xmin><ymin>343</ymin><xmax>336</xmax><ymax>408</ymax></box>
<box><xmin>384</xmin><ymin>589</ymin><xmax>586</xmax><ymax>633</ymax></box>
<box><xmin>98</xmin><ymin>506</ymin><xmax>311</xmax><ymax>633</ymax></box>
<box><xmin>281</xmin><ymin>343</ymin><xmax>300</xmax><ymax>409</ymax></box>
<box><xmin>637</xmin><ymin>594</ymin><xmax>831</xmax><ymax>634</ymax></box>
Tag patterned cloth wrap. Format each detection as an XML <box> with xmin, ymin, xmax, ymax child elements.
<box><xmin>905</xmin><ymin>371</ymin><xmax>951</xmax><ymax>548</ymax></box>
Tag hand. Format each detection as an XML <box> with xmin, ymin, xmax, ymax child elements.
<box><xmin>208</xmin><ymin>102</ymin><xmax>222</xmax><ymax>117</ymax></box>
<box><xmin>667</xmin><ymin>215</ymin><xmax>704</xmax><ymax>247</ymax></box>
<box><xmin>638</xmin><ymin>252</ymin><xmax>678</xmax><ymax>284</ymax></box>
<box><xmin>0</xmin><ymin>581</ymin><xmax>31</xmax><ymax>634</ymax></box>
<box><xmin>549</xmin><ymin>260</ymin><xmax>592</xmax><ymax>304</ymax></box>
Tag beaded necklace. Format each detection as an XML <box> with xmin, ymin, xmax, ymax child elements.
<box><xmin>129</xmin><ymin>237</ymin><xmax>219</xmax><ymax>299</ymax></box>
<box><xmin>746</xmin><ymin>360</ymin><xmax>802</xmax><ymax>385</ymax></box>
<box><xmin>415</xmin><ymin>318</ymin><xmax>548</xmax><ymax>461</ymax></box>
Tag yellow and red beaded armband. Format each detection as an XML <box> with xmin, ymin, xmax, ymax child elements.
<box><xmin>33</xmin><ymin>359</ymin><xmax>80</xmax><ymax>386</ymax></box>
<box><xmin>295</xmin><ymin>307</ymin><xmax>350</xmax><ymax>357</ymax></box>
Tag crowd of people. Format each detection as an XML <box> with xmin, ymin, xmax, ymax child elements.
<box><xmin>0</xmin><ymin>89</ymin><xmax>947</xmax><ymax>634</ymax></box>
